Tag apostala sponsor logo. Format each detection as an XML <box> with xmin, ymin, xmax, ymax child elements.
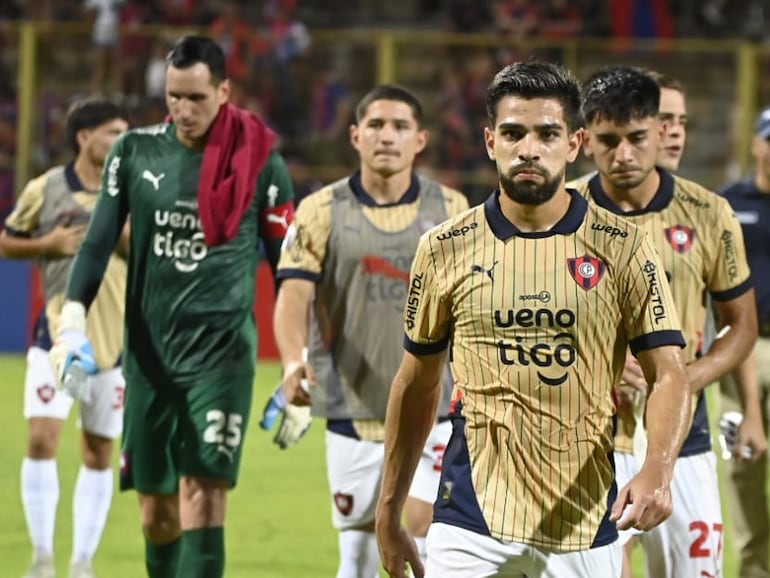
<box><xmin>675</xmin><ymin>190</ymin><xmax>710</xmax><ymax>209</ymax></box>
<box><xmin>436</xmin><ymin>222</ymin><xmax>477</xmax><ymax>241</ymax></box>
<box><xmin>519</xmin><ymin>291</ymin><xmax>551</xmax><ymax>304</ymax></box>
<box><xmin>153</xmin><ymin>210</ymin><xmax>207</xmax><ymax>272</ymax></box>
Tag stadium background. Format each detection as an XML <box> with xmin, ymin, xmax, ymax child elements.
<box><xmin>0</xmin><ymin>0</ymin><xmax>768</xmax><ymax>575</ymax></box>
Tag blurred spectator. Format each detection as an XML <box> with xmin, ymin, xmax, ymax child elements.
<box><xmin>209</xmin><ymin>1</ymin><xmax>253</xmax><ymax>82</ymax></box>
<box><xmin>145</xmin><ymin>37</ymin><xmax>169</xmax><ymax>101</ymax></box>
<box><xmin>117</xmin><ymin>0</ymin><xmax>152</xmax><ymax>103</ymax></box>
<box><xmin>283</xmin><ymin>150</ymin><xmax>323</xmax><ymax>206</ymax></box>
<box><xmin>157</xmin><ymin>0</ymin><xmax>199</xmax><ymax>26</ymax></box>
<box><xmin>84</xmin><ymin>0</ymin><xmax>123</xmax><ymax>94</ymax></box>
<box><xmin>311</xmin><ymin>63</ymin><xmax>352</xmax><ymax>142</ymax></box>
<box><xmin>268</xmin><ymin>1</ymin><xmax>312</xmax><ymax>65</ymax></box>
<box><xmin>540</xmin><ymin>0</ymin><xmax>584</xmax><ymax>38</ymax></box>
<box><xmin>609</xmin><ymin>0</ymin><xmax>674</xmax><ymax>38</ymax></box>
<box><xmin>493</xmin><ymin>0</ymin><xmax>541</xmax><ymax>39</ymax></box>
<box><xmin>447</xmin><ymin>0</ymin><xmax>492</xmax><ymax>32</ymax></box>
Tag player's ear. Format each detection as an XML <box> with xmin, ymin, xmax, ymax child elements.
<box><xmin>349</xmin><ymin>123</ymin><xmax>360</xmax><ymax>150</ymax></box>
<box><xmin>581</xmin><ymin>129</ymin><xmax>594</xmax><ymax>159</ymax></box>
<box><xmin>484</xmin><ymin>126</ymin><xmax>495</xmax><ymax>160</ymax></box>
<box><xmin>415</xmin><ymin>128</ymin><xmax>428</xmax><ymax>154</ymax></box>
<box><xmin>218</xmin><ymin>79</ymin><xmax>231</xmax><ymax>105</ymax></box>
<box><xmin>567</xmin><ymin>128</ymin><xmax>582</xmax><ymax>163</ymax></box>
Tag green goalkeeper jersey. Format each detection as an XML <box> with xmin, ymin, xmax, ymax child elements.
<box><xmin>66</xmin><ymin>122</ymin><xmax>294</xmax><ymax>387</ymax></box>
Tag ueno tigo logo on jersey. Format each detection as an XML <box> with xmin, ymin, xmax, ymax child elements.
<box><xmin>567</xmin><ymin>255</ymin><xmax>606</xmax><ymax>290</ymax></box>
<box><xmin>664</xmin><ymin>225</ymin><xmax>696</xmax><ymax>254</ymax></box>
<box><xmin>153</xmin><ymin>207</ymin><xmax>207</xmax><ymax>272</ymax></box>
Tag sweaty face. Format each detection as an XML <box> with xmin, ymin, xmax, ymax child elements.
<box><xmin>584</xmin><ymin>115</ymin><xmax>661</xmax><ymax>191</ymax></box>
<box><xmin>350</xmin><ymin>100</ymin><xmax>427</xmax><ymax>178</ymax></box>
<box><xmin>81</xmin><ymin>118</ymin><xmax>129</xmax><ymax>167</ymax></box>
<box><xmin>656</xmin><ymin>88</ymin><xmax>687</xmax><ymax>171</ymax></box>
<box><xmin>485</xmin><ymin>96</ymin><xmax>579</xmax><ymax>205</ymax></box>
<box><xmin>166</xmin><ymin>63</ymin><xmax>228</xmax><ymax>147</ymax></box>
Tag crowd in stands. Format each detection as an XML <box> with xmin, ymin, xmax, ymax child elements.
<box><xmin>0</xmin><ymin>0</ymin><xmax>768</xmax><ymax>219</ymax></box>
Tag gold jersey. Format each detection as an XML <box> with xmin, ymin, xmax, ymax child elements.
<box><xmin>571</xmin><ymin>170</ymin><xmax>753</xmax><ymax>454</ymax></box>
<box><xmin>404</xmin><ymin>189</ymin><xmax>685</xmax><ymax>550</ymax></box>
<box><xmin>5</xmin><ymin>164</ymin><xmax>126</xmax><ymax>369</ymax></box>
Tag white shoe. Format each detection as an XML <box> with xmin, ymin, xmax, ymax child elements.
<box><xmin>23</xmin><ymin>556</ymin><xmax>55</xmax><ymax>578</ymax></box>
<box><xmin>68</xmin><ymin>562</ymin><xmax>95</xmax><ymax>578</ymax></box>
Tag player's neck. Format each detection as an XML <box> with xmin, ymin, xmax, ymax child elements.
<box><xmin>72</xmin><ymin>156</ymin><xmax>103</xmax><ymax>192</ymax></box>
<box><xmin>755</xmin><ymin>170</ymin><xmax>770</xmax><ymax>194</ymax></box>
<box><xmin>599</xmin><ymin>169</ymin><xmax>660</xmax><ymax>212</ymax></box>
<box><xmin>359</xmin><ymin>168</ymin><xmax>412</xmax><ymax>205</ymax></box>
<box><xmin>499</xmin><ymin>187</ymin><xmax>572</xmax><ymax>233</ymax></box>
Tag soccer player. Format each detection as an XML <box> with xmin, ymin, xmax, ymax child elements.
<box><xmin>376</xmin><ymin>61</ymin><xmax>693</xmax><ymax>578</ymax></box>
<box><xmin>718</xmin><ymin>105</ymin><xmax>770</xmax><ymax>578</ymax></box>
<box><xmin>650</xmin><ymin>71</ymin><xmax>688</xmax><ymax>173</ymax></box>
<box><xmin>575</xmin><ymin>66</ymin><xmax>758</xmax><ymax>578</ymax></box>
<box><xmin>0</xmin><ymin>98</ymin><xmax>128</xmax><ymax>578</ymax></box>
<box><xmin>48</xmin><ymin>36</ymin><xmax>295</xmax><ymax>578</ymax></box>
<box><xmin>273</xmin><ymin>84</ymin><xmax>468</xmax><ymax>578</ymax></box>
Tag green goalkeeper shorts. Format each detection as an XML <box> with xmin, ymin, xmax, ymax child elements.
<box><xmin>120</xmin><ymin>373</ymin><xmax>254</xmax><ymax>494</ymax></box>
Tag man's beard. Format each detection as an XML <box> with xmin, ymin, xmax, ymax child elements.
<box><xmin>499</xmin><ymin>163</ymin><xmax>564</xmax><ymax>206</ymax></box>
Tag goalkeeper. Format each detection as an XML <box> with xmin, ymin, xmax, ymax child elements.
<box><xmin>49</xmin><ymin>36</ymin><xmax>294</xmax><ymax>578</ymax></box>
<box><xmin>272</xmin><ymin>85</ymin><xmax>468</xmax><ymax>578</ymax></box>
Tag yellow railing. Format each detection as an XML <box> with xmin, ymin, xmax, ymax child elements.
<box><xmin>10</xmin><ymin>22</ymin><xmax>770</xmax><ymax>193</ymax></box>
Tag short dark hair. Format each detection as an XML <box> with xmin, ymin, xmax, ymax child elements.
<box><xmin>485</xmin><ymin>61</ymin><xmax>583</xmax><ymax>132</ymax></box>
<box><xmin>581</xmin><ymin>66</ymin><xmax>660</xmax><ymax>126</ymax></box>
<box><xmin>648</xmin><ymin>70</ymin><xmax>686</xmax><ymax>95</ymax></box>
<box><xmin>66</xmin><ymin>97</ymin><xmax>128</xmax><ymax>155</ymax></box>
<box><xmin>166</xmin><ymin>35</ymin><xmax>227</xmax><ymax>84</ymax></box>
<box><xmin>355</xmin><ymin>85</ymin><xmax>424</xmax><ymax>126</ymax></box>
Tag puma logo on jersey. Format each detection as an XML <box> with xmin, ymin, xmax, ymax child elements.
<box><xmin>471</xmin><ymin>261</ymin><xmax>497</xmax><ymax>281</ymax></box>
<box><xmin>142</xmin><ymin>170</ymin><xmax>166</xmax><ymax>191</ymax></box>
<box><xmin>266</xmin><ymin>211</ymin><xmax>289</xmax><ymax>230</ymax></box>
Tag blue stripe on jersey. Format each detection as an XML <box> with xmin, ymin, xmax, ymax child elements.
<box><xmin>432</xmin><ymin>413</ymin><xmax>492</xmax><ymax>537</ymax></box>
<box><xmin>403</xmin><ymin>334</ymin><xmax>450</xmax><ymax>356</ymax></box>
<box><xmin>711</xmin><ymin>276</ymin><xmax>753</xmax><ymax>302</ymax></box>
<box><xmin>275</xmin><ymin>268</ymin><xmax>321</xmax><ymax>283</ymax></box>
<box><xmin>628</xmin><ymin>329</ymin><xmax>685</xmax><ymax>356</ymax></box>
<box><xmin>592</xmin><ymin>452</ymin><xmax>619</xmax><ymax>548</ymax></box>
<box><xmin>326</xmin><ymin>419</ymin><xmax>360</xmax><ymax>439</ymax></box>
<box><xmin>679</xmin><ymin>391</ymin><xmax>712</xmax><ymax>457</ymax></box>
<box><xmin>33</xmin><ymin>309</ymin><xmax>52</xmax><ymax>350</ymax></box>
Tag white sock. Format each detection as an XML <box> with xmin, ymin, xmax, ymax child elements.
<box><xmin>21</xmin><ymin>458</ymin><xmax>59</xmax><ymax>559</ymax></box>
<box><xmin>413</xmin><ymin>536</ymin><xmax>427</xmax><ymax>567</ymax></box>
<box><xmin>336</xmin><ymin>529</ymin><xmax>380</xmax><ymax>578</ymax></box>
<box><xmin>72</xmin><ymin>466</ymin><xmax>113</xmax><ymax>564</ymax></box>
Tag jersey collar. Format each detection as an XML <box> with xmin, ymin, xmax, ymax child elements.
<box><xmin>65</xmin><ymin>162</ymin><xmax>88</xmax><ymax>192</ymax></box>
<box><xmin>484</xmin><ymin>188</ymin><xmax>588</xmax><ymax>240</ymax></box>
<box><xmin>587</xmin><ymin>168</ymin><xmax>675</xmax><ymax>216</ymax></box>
<box><xmin>348</xmin><ymin>171</ymin><xmax>420</xmax><ymax>207</ymax></box>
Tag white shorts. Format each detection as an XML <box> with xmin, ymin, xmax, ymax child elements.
<box><xmin>325</xmin><ymin>420</ymin><xmax>451</xmax><ymax>530</ymax></box>
<box><xmin>23</xmin><ymin>346</ymin><xmax>125</xmax><ymax>440</ymax></box>
<box><xmin>425</xmin><ymin>522</ymin><xmax>622</xmax><ymax>578</ymax></box>
<box><xmin>613</xmin><ymin>451</ymin><xmax>642</xmax><ymax>546</ymax></box>
<box><xmin>642</xmin><ymin>451</ymin><xmax>723</xmax><ymax>578</ymax></box>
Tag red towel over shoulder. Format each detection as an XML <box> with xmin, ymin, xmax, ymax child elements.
<box><xmin>198</xmin><ymin>103</ymin><xmax>277</xmax><ymax>246</ymax></box>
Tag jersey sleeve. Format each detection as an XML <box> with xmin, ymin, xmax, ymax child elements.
<box><xmin>441</xmin><ymin>186</ymin><xmax>470</xmax><ymax>218</ymax></box>
<box><xmin>275</xmin><ymin>187</ymin><xmax>333</xmax><ymax>283</ymax></box>
<box><xmin>619</xmin><ymin>233</ymin><xmax>686</xmax><ymax>356</ymax></box>
<box><xmin>66</xmin><ymin>135</ymin><xmax>129</xmax><ymax>309</ymax></box>
<box><xmin>256</xmin><ymin>150</ymin><xmax>296</xmax><ymax>274</ymax></box>
<box><xmin>3</xmin><ymin>174</ymin><xmax>47</xmax><ymax>236</ymax></box>
<box><xmin>706</xmin><ymin>197</ymin><xmax>753</xmax><ymax>301</ymax></box>
<box><xmin>403</xmin><ymin>233</ymin><xmax>452</xmax><ymax>355</ymax></box>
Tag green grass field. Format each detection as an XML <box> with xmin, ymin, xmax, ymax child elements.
<box><xmin>0</xmin><ymin>354</ymin><xmax>744</xmax><ymax>577</ymax></box>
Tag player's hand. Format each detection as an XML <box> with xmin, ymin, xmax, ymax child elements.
<box><xmin>282</xmin><ymin>360</ymin><xmax>315</xmax><ymax>406</ymax></box>
<box><xmin>44</xmin><ymin>223</ymin><xmax>87</xmax><ymax>257</ymax></box>
<box><xmin>735</xmin><ymin>410</ymin><xmax>768</xmax><ymax>463</ymax></box>
<box><xmin>375</xmin><ymin>509</ymin><xmax>424</xmax><ymax>578</ymax></box>
<box><xmin>610</xmin><ymin>464</ymin><xmax>673</xmax><ymax>532</ymax></box>
<box><xmin>621</xmin><ymin>354</ymin><xmax>647</xmax><ymax>394</ymax></box>
<box><xmin>49</xmin><ymin>328</ymin><xmax>97</xmax><ymax>401</ymax></box>
<box><xmin>274</xmin><ymin>402</ymin><xmax>313</xmax><ymax>449</ymax></box>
